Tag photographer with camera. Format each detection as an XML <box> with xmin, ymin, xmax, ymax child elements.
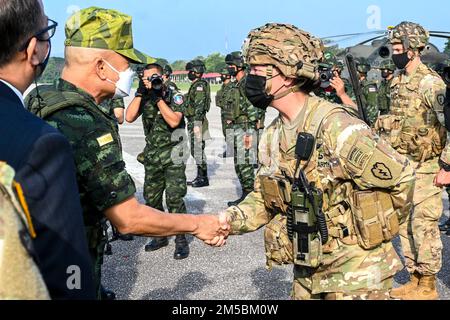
<box><xmin>126</xmin><ymin>64</ymin><xmax>191</xmax><ymax>260</ymax></box>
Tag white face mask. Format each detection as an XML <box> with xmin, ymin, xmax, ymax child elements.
<box><xmin>103</xmin><ymin>60</ymin><xmax>135</xmax><ymax>98</ymax></box>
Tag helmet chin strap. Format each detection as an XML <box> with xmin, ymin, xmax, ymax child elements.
<box><xmin>265</xmin><ymin>65</ymin><xmax>305</xmax><ymax>101</ymax></box>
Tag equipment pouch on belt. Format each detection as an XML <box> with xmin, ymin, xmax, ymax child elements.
<box><xmin>264</xmin><ymin>214</ymin><xmax>294</xmax><ymax>270</ymax></box>
<box><xmin>350</xmin><ymin>190</ymin><xmax>399</xmax><ymax>250</ymax></box>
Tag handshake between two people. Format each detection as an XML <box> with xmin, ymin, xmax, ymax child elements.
<box><xmin>194</xmin><ymin>212</ymin><xmax>232</xmax><ymax>247</ymax></box>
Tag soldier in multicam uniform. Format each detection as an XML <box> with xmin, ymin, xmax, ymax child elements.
<box><xmin>126</xmin><ymin>63</ymin><xmax>190</xmax><ymax>260</ymax></box>
<box><xmin>185</xmin><ymin>59</ymin><xmax>211</xmax><ymax>188</ymax></box>
<box><xmin>357</xmin><ymin>60</ymin><xmax>379</xmax><ymax>127</ymax></box>
<box><xmin>220</xmin><ymin>23</ymin><xmax>415</xmax><ymax>300</ymax></box>
<box><xmin>25</xmin><ymin>7</ymin><xmax>229</xmax><ymax>300</ymax></box>
<box><xmin>216</xmin><ymin>68</ymin><xmax>234</xmax><ymax>158</ymax></box>
<box><xmin>225</xmin><ymin>52</ymin><xmax>259</xmax><ymax>206</ymax></box>
<box><xmin>375</xmin><ymin>21</ymin><xmax>449</xmax><ymax>300</ymax></box>
<box><xmin>377</xmin><ymin>59</ymin><xmax>396</xmax><ymax>116</ymax></box>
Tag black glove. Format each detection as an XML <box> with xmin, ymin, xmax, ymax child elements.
<box><xmin>136</xmin><ymin>79</ymin><xmax>148</xmax><ymax>97</ymax></box>
<box><xmin>148</xmin><ymin>89</ymin><xmax>163</xmax><ymax>104</ymax></box>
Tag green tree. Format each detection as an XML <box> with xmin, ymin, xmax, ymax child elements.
<box><xmin>204</xmin><ymin>52</ymin><xmax>227</xmax><ymax>73</ymax></box>
<box><xmin>444</xmin><ymin>39</ymin><xmax>450</xmax><ymax>56</ymax></box>
<box><xmin>155</xmin><ymin>57</ymin><xmax>169</xmax><ymax>67</ymax></box>
<box><xmin>171</xmin><ymin>60</ymin><xmax>187</xmax><ymax>71</ymax></box>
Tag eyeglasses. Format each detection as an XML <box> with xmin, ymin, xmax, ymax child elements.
<box><xmin>20</xmin><ymin>17</ymin><xmax>58</xmax><ymax>51</ymax></box>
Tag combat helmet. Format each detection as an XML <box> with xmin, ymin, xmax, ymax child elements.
<box><xmin>186</xmin><ymin>59</ymin><xmax>206</xmax><ymax>74</ymax></box>
<box><xmin>379</xmin><ymin>59</ymin><xmax>396</xmax><ymax>72</ymax></box>
<box><xmin>389</xmin><ymin>21</ymin><xmax>430</xmax><ymax>51</ymax></box>
<box><xmin>242</xmin><ymin>23</ymin><xmax>324</xmax><ymax>81</ymax></box>
<box><xmin>163</xmin><ymin>65</ymin><xmax>173</xmax><ymax>76</ymax></box>
<box><xmin>225</xmin><ymin>51</ymin><xmax>246</xmax><ymax>69</ymax></box>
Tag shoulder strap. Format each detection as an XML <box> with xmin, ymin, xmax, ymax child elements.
<box><xmin>27</xmin><ymin>85</ymin><xmax>97</xmax><ymax>120</ymax></box>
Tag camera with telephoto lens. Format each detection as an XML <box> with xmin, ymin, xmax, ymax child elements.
<box><xmin>147</xmin><ymin>74</ymin><xmax>164</xmax><ymax>91</ymax></box>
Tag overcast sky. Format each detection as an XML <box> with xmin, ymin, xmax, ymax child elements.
<box><xmin>43</xmin><ymin>0</ymin><xmax>449</xmax><ymax>61</ymax></box>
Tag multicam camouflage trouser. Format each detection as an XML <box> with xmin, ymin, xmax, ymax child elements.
<box><xmin>400</xmin><ymin>172</ymin><xmax>443</xmax><ymax>276</ymax></box>
<box><xmin>291</xmin><ymin>277</ymin><xmax>393</xmax><ymax>300</ymax></box>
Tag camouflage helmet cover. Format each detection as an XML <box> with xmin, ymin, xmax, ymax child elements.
<box><xmin>389</xmin><ymin>21</ymin><xmax>430</xmax><ymax>50</ymax></box>
<box><xmin>242</xmin><ymin>23</ymin><xmax>324</xmax><ymax>80</ymax></box>
<box><xmin>186</xmin><ymin>59</ymin><xmax>206</xmax><ymax>74</ymax></box>
<box><xmin>225</xmin><ymin>51</ymin><xmax>245</xmax><ymax>68</ymax></box>
<box><xmin>64</xmin><ymin>7</ymin><xmax>155</xmax><ymax>64</ymax></box>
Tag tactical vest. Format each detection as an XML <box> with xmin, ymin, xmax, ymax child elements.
<box><xmin>0</xmin><ymin>162</ymin><xmax>50</xmax><ymax>300</ymax></box>
<box><xmin>260</xmin><ymin>98</ymin><xmax>400</xmax><ymax>270</ymax></box>
<box><xmin>375</xmin><ymin>64</ymin><xmax>447</xmax><ymax>163</ymax></box>
<box><xmin>185</xmin><ymin>79</ymin><xmax>211</xmax><ymax>118</ymax></box>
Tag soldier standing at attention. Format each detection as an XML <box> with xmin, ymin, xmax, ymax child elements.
<box><xmin>375</xmin><ymin>21</ymin><xmax>449</xmax><ymax>300</ymax></box>
<box><xmin>216</xmin><ymin>68</ymin><xmax>234</xmax><ymax>158</ymax></box>
<box><xmin>225</xmin><ymin>52</ymin><xmax>259</xmax><ymax>206</ymax></box>
<box><xmin>377</xmin><ymin>60</ymin><xmax>396</xmax><ymax>116</ymax></box>
<box><xmin>126</xmin><ymin>63</ymin><xmax>190</xmax><ymax>260</ymax></box>
<box><xmin>185</xmin><ymin>60</ymin><xmax>211</xmax><ymax>188</ymax></box>
<box><xmin>25</xmin><ymin>7</ymin><xmax>229</xmax><ymax>299</ymax></box>
<box><xmin>221</xmin><ymin>23</ymin><xmax>415</xmax><ymax>300</ymax></box>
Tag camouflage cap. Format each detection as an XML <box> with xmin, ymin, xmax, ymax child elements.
<box><xmin>64</xmin><ymin>7</ymin><xmax>155</xmax><ymax>64</ymax></box>
<box><xmin>389</xmin><ymin>21</ymin><xmax>430</xmax><ymax>51</ymax></box>
<box><xmin>242</xmin><ymin>23</ymin><xmax>324</xmax><ymax>80</ymax></box>
<box><xmin>379</xmin><ymin>59</ymin><xmax>396</xmax><ymax>72</ymax></box>
<box><xmin>225</xmin><ymin>51</ymin><xmax>246</xmax><ymax>68</ymax></box>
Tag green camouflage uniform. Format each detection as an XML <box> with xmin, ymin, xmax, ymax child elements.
<box><xmin>165</xmin><ymin>79</ymin><xmax>179</xmax><ymax>92</ymax></box>
<box><xmin>228</xmin><ymin>77</ymin><xmax>258</xmax><ymax>193</ymax></box>
<box><xmin>140</xmin><ymin>91</ymin><xmax>188</xmax><ymax>215</ymax></box>
<box><xmin>185</xmin><ymin>79</ymin><xmax>211</xmax><ymax>177</ymax></box>
<box><xmin>377</xmin><ymin>79</ymin><xmax>393</xmax><ymax>116</ymax></box>
<box><xmin>361</xmin><ymin>79</ymin><xmax>379</xmax><ymax>126</ymax></box>
<box><xmin>227</xmin><ymin>22</ymin><xmax>415</xmax><ymax>300</ymax></box>
<box><xmin>216</xmin><ymin>81</ymin><xmax>235</xmax><ymax>138</ymax></box>
<box><xmin>26</xmin><ymin>6</ymin><xmax>154</xmax><ymax>299</ymax></box>
<box><xmin>376</xmin><ymin>62</ymin><xmax>448</xmax><ymax>276</ymax></box>
<box><xmin>314</xmin><ymin>78</ymin><xmax>354</xmax><ymax>104</ymax></box>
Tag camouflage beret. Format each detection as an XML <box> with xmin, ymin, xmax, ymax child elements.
<box><xmin>389</xmin><ymin>21</ymin><xmax>430</xmax><ymax>50</ymax></box>
<box><xmin>64</xmin><ymin>7</ymin><xmax>155</xmax><ymax>64</ymax></box>
<box><xmin>242</xmin><ymin>23</ymin><xmax>324</xmax><ymax>80</ymax></box>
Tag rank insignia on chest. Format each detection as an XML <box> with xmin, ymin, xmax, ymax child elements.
<box><xmin>97</xmin><ymin>133</ymin><xmax>114</xmax><ymax>147</ymax></box>
<box><xmin>196</xmin><ymin>86</ymin><xmax>204</xmax><ymax>92</ymax></box>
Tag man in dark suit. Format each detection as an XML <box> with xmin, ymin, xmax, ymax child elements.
<box><xmin>0</xmin><ymin>0</ymin><xmax>94</xmax><ymax>299</ymax></box>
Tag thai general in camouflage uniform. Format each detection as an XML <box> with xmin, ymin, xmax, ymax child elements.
<box><xmin>127</xmin><ymin>63</ymin><xmax>190</xmax><ymax>260</ymax></box>
<box><xmin>375</xmin><ymin>22</ymin><xmax>449</xmax><ymax>300</ymax></box>
<box><xmin>222</xmin><ymin>23</ymin><xmax>415</xmax><ymax>300</ymax></box>
<box><xmin>216</xmin><ymin>68</ymin><xmax>234</xmax><ymax>158</ymax></box>
<box><xmin>225</xmin><ymin>52</ymin><xmax>259</xmax><ymax>206</ymax></box>
<box><xmin>185</xmin><ymin>60</ymin><xmax>211</xmax><ymax>188</ymax></box>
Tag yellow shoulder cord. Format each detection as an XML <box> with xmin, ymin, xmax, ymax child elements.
<box><xmin>13</xmin><ymin>181</ymin><xmax>37</xmax><ymax>239</ymax></box>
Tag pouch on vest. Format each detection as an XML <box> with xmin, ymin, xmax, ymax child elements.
<box><xmin>350</xmin><ymin>190</ymin><xmax>399</xmax><ymax>250</ymax></box>
<box><xmin>259</xmin><ymin>174</ymin><xmax>292</xmax><ymax>214</ymax></box>
<box><xmin>264</xmin><ymin>214</ymin><xmax>294</xmax><ymax>270</ymax></box>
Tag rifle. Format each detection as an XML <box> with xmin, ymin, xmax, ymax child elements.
<box><xmin>345</xmin><ymin>53</ymin><xmax>369</xmax><ymax>125</ymax></box>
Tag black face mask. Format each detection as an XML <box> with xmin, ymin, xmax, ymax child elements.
<box><xmin>245</xmin><ymin>74</ymin><xmax>274</xmax><ymax>110</ymax></box>
<box><xmin>381</xmin><ymin>70</ymin><xmax>392</xmax><ymax>79</ymax></box>
<box><xmin>227</xmin><ymin>66</ymin><xmax>238</xmax><ymax>77</ymax></box>
<box><xmin>36</xmin><ymin>40</ymin><xmax>51</xmax><ymax>78</ymax></box>
<box><xmin>392</xmin><ymin>52</ymin><xmax>410</xmax><ymax>70</ymax></box>
<box><xmin>188</xmin><ymin>71</ymin><xmax>197</xmax><ymax>81</ymax></box>
<box><xmin>221</xmin><ymin>75</ymin><xmax>230</xmax><ymax>82</ymax></box>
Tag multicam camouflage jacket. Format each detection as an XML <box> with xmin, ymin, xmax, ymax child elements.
<box><xmin>226</xmin><ymin>96</ymin><xmax>415</xmax><ymax>294</ymax></box>
<box><xmin>375</xmin><ymin>62</ymin><xmax>449</xmax><ymax>174</ymax></box>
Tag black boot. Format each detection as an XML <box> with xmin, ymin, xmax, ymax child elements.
<box><xmin>187</xmin><ymin>167</ymin><xmax>201</xmax><ymax>186</ymax></box>
<box><xmin>145</xmin><ymin>237</ymin><xmax>169</xmax><ymax>252</ymax></box>
<box><xmin>100</xmin><ymin>285</ymin><xmax>116</xmax><ymax>300</ymax></box>
<box><xmin>191</xmin><ymin>166</ymin><xmax>209</xmax><ymax>188</ymax></box>
<box><xmin>439</xmin><ymin>217</ymin><xmax>450</xmax><ymax>232</ymax></box>
<box><xmin>227</xmin><ymin>191</ymin><xmax>251</xmax><ymax>207</ymax></box>
<box><xmin>174</xmin><ymin>235</ymin><xmax>190</xmax><ymax>260</ymax></box>
<box><xmin>117</xmin><ymin>233</ymin><xmax>134</xmax><ymax>241</ymax></box>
